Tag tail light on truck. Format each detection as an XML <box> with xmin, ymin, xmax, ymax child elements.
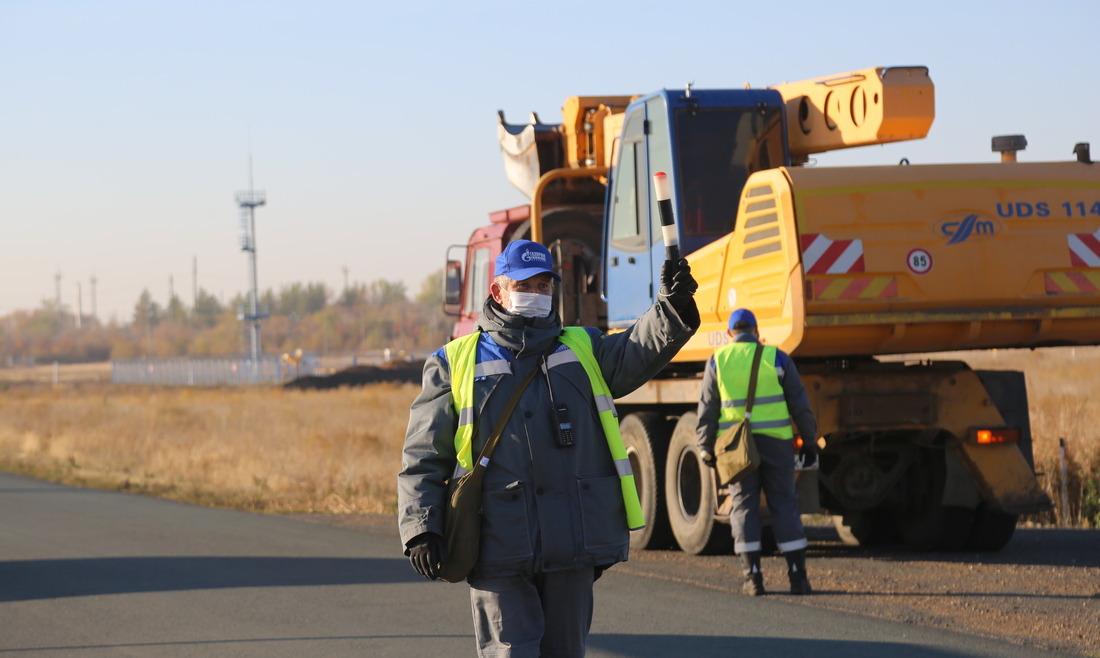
<box><xmin>970</xmin><ymin>428</ymin><xmax>1021</xmax><ymax>445</ymax></box>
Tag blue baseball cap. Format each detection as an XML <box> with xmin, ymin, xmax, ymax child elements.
<box><xmin>728</xmin><ymin>308</ymin><xmax>757</xmax><ymax>331</ymax></box>
<box><xmin>495</xmin><ymin>240</ymin><xmax>561</xmax><ymax>282</ymax></box>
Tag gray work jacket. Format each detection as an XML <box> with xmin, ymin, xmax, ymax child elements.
<box><xmin>398</xmin><ymin>297</ymin><xmax>695</xmax><ymax>577</ymax></box>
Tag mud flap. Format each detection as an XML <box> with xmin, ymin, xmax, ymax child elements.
<box><xmin>955</xmin><ymin>443</ymin><xmax>1053</xmax><ymax>515</ymax></box>
<box><xmin>795</xmin><ymin>469</ymin><xmax>820</xmax><ymax>515</ymax></box>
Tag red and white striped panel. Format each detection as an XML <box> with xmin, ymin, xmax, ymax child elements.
<box><xmin>800</xmin><ymin>234</ymin><xmax>865</xmax><ymax>274</ymax></box>
<box><xmin>1069</xmin><ymin>229</ymin><xmax>1100</xmax><ymax>267</ymax></box>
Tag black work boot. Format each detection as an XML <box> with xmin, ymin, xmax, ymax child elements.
<box><xmin>785</xmin><ymin>548</ymin><xmax>812</xmax><ymax>595</ymax></box>
<box><xmin>738</xmin><ymin>551</ymin><xmax>765</xmax><ymax>596</ymax></box>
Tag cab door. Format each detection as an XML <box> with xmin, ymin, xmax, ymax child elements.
<box><xmin>605</xmin><ymin>107</ymin><xmax>654</xmax><ymax>327</ymax></box>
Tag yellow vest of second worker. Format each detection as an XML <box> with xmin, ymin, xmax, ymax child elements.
<box><xmin>714</xmin><ymin>342</ymin><xmax>794</xmax><ymax>439</ymax></box>
<box><xmin>444</xmin><ymin>328</ymin><xmax>646</xmax><ymax>530</ymax></box>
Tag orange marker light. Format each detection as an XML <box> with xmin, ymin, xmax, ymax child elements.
<box><xmin>973</xmin><ymin>428</ymin><xmax>1021</xmax><ymax>445</ymax></box>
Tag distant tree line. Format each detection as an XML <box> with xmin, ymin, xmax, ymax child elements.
<box><xmin>0</xmin><ymin>270</ymin><xmax>450</xmax><ymax>365</ymax></box>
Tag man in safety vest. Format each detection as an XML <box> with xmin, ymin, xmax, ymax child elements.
<box><xmin>398</xmin><ymin>239</ymin><xmax>698</xmax><ymax>656</ymax></box>
<box><xmin>696</xmin><ymin>308</ymin><xmax>819</xmax><ymax>596</ymax></box>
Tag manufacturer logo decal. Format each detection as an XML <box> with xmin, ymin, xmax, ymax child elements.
<box><xmin>937</xmin><ymin>214</ymin><xmax>998</xmax><ymax>245</ymax></box>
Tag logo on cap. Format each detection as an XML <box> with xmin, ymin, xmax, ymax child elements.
<box><xmin>521</xmin><ymin>249</ymin><xmax>547</xmax><ymax>263</ymax></box>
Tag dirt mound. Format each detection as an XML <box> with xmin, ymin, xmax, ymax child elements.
<box><xmin>285</xmin><ymin>361</ymin><xmax>424</xmax><ymax>390</ymax></box>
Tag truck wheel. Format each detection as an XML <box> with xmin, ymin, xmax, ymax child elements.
<box><xmin>665</xmin><ymin>412</ymin><xmax>732</xmax><ymax>555</ymax></box>
<box><xmin>620</xmin><ymin>412</ymin><xmax>675</xmax><ymax>550</ymax></box>
<box><xmin>512</xmin><ymin>207</ymin><xmax>603</xmax><ymax>259</ymax></box>
<box><xmin>832</xmin><ymin>510</ymin><xmax>896</xmax><ymax>546</ymax></box>
<box><xmin>511</xmin><ymin>209</ymin><xmax>606</xmax><ymax>326</ymax></box>
<box><xmin>897</xmin><ymin>505</ymin><xmax>974</xmax><ymax>551</ymax></box>
<box><xmin>966</xmin><ymin>506</ymin><xmax>1018</xmax><ymax>551</ymax></box>
<box><xmin>894</xmin><ymin>448</ymin><xmax>974</xmax><ymax>551</ymax></box>
<box><xmin>832</xmin><ymin>513</ymin><xmax>876</xmax><ymax>546</ymax></box>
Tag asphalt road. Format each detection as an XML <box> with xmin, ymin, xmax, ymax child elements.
<box><xmin>0</xmin><ymin>473</ymin><xmax>1074</xmax><ymax>657</ymax></box>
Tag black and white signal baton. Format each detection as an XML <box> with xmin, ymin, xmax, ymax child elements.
<box><xmin>652</xmin><ymin>171</ymin><xmax>680</xmax><ymax>261</ymax></box>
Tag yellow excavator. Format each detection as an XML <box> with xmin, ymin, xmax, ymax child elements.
<box><xmin>444</xmin><ymin>66</ymin><xmax>1097</xmax><ymax>553</ymax></box>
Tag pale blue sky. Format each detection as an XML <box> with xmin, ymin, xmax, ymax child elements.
<box><xmin>2</xmin><ymin>0</ymin><xmax>1096</xmax><ymax>322</ymax></box>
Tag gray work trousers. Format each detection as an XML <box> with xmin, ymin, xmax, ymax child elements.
<box><xmin>467</xmin><ymin>567</ymin><xmax>595</xmax><ymax>658</ymax></box>
<box><xmin>728</xmin><ymin>433</ymin><xmax>808</xmax><ymax>554</ymax></box>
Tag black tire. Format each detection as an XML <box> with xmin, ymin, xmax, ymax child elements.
<box><xmin>665</xmin><ymin>412</ymin><xmax>732</xmax><ymax>555</ymax></box>
<box><xmin>966</xmin><ymin>506</ymin><xmax>1018</xmax><ymax>551</ymax></box>
<box><xmin>510</xmin><ymin>208</ymin><xmax>605</xmax><ymax>326</ymax></box>
<box><xmin>620</xmin><ymin>412</ymin><xmax>675</xmax><ymax>550</ymax></box>
<box><xmin>511</xmin><ymin>208</ymin><xmax>603</xmax><ymax>272</ymax></box>
<box><xmin>833</xmin><ymin>513</ymin><xmax>875</xmax><ymax>547</ymax></box>
<box><xmin>894</xmin><ymin>448</ymin><xmax>975</xmax><ymax>551</ymax></box>
<box><xmin>899</xmin><ymin>505</ymin><xmax>974</xmax><ymax>552</ymax></box>
<box><xmin>832</xmin><ymin>509</ymin><xmax>897</xmax><ymax>547</ymax></box>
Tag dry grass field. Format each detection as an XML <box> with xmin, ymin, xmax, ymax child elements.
<box><xmin>0</xmin><ymin>347</ymin><xmax>1097</xmax><ymax>526</ymax></box>
<box><xmin>0</xmin><ymin>372</ymin><xmax>419</xmax><ymax>514</ymax></box>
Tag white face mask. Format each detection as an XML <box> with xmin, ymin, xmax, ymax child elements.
<box><xmin>507</xmin><ymin>291</ymin><xmax>553</xmax><ymax>318</ymax></box>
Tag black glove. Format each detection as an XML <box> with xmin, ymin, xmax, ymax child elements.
<box><xmin>794</xmin><ymin>443</ymin><xmax>819</xmax><ymax>471</ymax></box>
<box><xmin>659</xmin><ymin>258</ymin><xmax>700</xmax><ymax>325</ymax></box>
<box><xmin>660</xmin><ymin>258</ymin><xmax>698</xmax><ymax>303</ymax></box>
<box><xmin>700</xmin><ymin>449</ymin><xmax>716</xmax><ymax>468</ymax></box>
<box><xmin>406</xmin><ymin>532</ymin><xmax>447</xmax><ymax>580</ymax></box>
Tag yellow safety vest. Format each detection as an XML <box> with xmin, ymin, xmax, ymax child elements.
<box><xmin>714</xmin><ymin>342</ymin><xmax>794</xmax><ymax>440</ymax></box>
<box><xmin>443</xmin><ymin>330</ymin><xmax>482</xmax><ymax>474</ymax></box>
<box><xmin>443</xmin><ymin>328</ymin><xmax>646</xmax><ymax>530</ymax></box>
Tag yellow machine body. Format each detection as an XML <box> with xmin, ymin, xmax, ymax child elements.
<box><xmin>680</xmin><ymin>161</ymin><xmax>1100</xmax><ymax>363</ymax></box>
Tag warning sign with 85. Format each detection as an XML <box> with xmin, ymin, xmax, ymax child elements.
<box><xmin>907</xmin><ymin>248</ymin><xmax>933</xmax><ymax>275</ymax></box>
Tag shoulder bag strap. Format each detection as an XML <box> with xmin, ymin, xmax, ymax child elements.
<box><xmin>469</xmin><ymin>340</ymin><xmax>558</xmax><ymax>471</ymax></box>
<box><xmin>743</xmin><ymin>343</ymin><xmax>764</xmax><ymax>418</ymax></box>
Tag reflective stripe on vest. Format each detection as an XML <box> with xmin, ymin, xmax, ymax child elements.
<box><xmin>714</xmin><ymin>342</ymin><xmax>794</xmax><ymax>439</ymax></box>
<box><xmin>557</xmin><ymin>327</ymin><xmax>646</xmax><ymax>531</ymax></box>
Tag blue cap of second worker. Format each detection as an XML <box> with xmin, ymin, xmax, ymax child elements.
<box><xmin>495</xmin><ymin>240</ymin><xmax>561</xmax><ymax>282</ymax></box>
<box><xmin>728</xmin><ymin>308</ymin><xmax>757</xmax><ymax>331</ymax></box>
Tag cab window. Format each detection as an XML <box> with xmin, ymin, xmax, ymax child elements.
<box><xmin>464</xmin><ymin>247</ymin><xmax>490</xmax><ymax>314</ymax></box>
<box><xmin>674</xmin><ymin>106</ymin><xmax>784</xmax><ymax>237</ymax></box>
<box><xmin>609</xmin><ymin>112</ymin><xmax>647</xmax><ymax>252</ymax></box>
